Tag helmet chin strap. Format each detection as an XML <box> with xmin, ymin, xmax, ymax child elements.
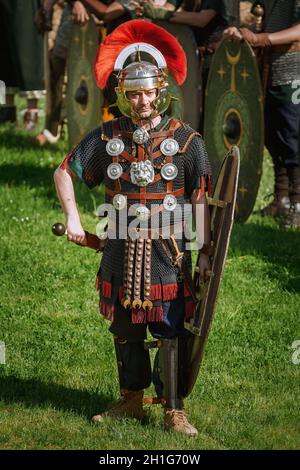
<box><xmin>144</xmin><ymin>117</ymin><xmax>154</xmax><ymax>163</ymax></box>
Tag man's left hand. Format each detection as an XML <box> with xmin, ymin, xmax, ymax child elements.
<box><xmin>197</xmin><ymin>253</ymin><xmax>211</xmax><ymax>281</ymax></box>
<box><xmin>72</xmin><ymin>1</ymin><xmax>89</xmax><ymax>25</ymax></box>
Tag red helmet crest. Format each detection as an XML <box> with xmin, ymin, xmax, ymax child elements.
<box><xmin>94</xmin><ymin>19</ymin><xmax>187</xmax><ymax>90</ymax></box>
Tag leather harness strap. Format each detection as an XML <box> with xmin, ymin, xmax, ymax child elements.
<box><xmin>105</xmin><ymin>186</ymin><xmax>185</xmax><ymax>200</ymax></box>
<box><xmin>107</xmin><ymin>117</ymin><xmax>184</xmax><ymax>202</ymax></box>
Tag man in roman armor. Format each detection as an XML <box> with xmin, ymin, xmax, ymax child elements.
<box><xmin>54</xmin><ymin>19</ymin><xmax>212</xmax><ymax>437</ymax></box>
<box><xmin>224</xmin><ymin>0</ymin><xmax>300</xmax><ymax>228</ymax></box>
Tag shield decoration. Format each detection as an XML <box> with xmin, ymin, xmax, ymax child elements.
<box><xmin>204</xmin><ymin>38</ymin><xmax>263</xmax><ymax>222</ymax></box>
<box><xmin>154</xmin><ymin>21</ymin><xmax>202</xmax><ymax>130</ymax></box>
<box><xmin>67</xmin><ymin>21</ymin><xmax>103</xmax><ymax>149</ymax></box>
<box><xmin>183</xmin><ymin>146</ymin><xmax>240</xmax><ymax>397</ymax></box>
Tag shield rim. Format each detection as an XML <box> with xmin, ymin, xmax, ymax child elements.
<box><xmin>183</xmin><ymin>146</ymin><xmax>240</xmax><ymax>397</ymax></box>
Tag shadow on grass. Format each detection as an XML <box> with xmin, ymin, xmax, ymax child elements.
<box><xmin>0</xmin><ymin>164</ymin><xmax>57</xmax><ymax>191</ymax></box>
<box><xmin>230</xmin><ymin>220</ymin><xmax>300</xmax><ymax>292</ymax></box>
<box><xmin>0</xmin><ymin>375</ymin><xmax>113</xmax><ymax>420</ymax></box>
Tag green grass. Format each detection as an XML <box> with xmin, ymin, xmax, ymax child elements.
<box><xmin>0</xmin><ymin>118</ymin><xmax>300</xmax><ymax>450</ymax></box>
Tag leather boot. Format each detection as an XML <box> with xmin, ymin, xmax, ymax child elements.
<box><xmin>261</xmin><ymin>166</ymin><xmax>290</xmax><ymax>217</ymax></box>
<box><xmin>283</xmin><ymin>203</ymin><xmax>300</xmax><ymax>229</ymax></box>
<box><xmin>0</xmin><ymin>105</ymin><xmax>17</xmax><ymax>124</ymax></box>
<box><xmin>92</xmin><ymin>389</ymin><xmax>144</xmax><ymax>423</ymax></box>
<box><xmin>164</xmin><ymin>408</ymin><xmax>198</xmax><ymax>437</ymax></box>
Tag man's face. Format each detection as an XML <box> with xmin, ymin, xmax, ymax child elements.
<box><xmin>126</xmin><ymin>89</ymin><xmax>157</xmax><ymax>118</ymax></box>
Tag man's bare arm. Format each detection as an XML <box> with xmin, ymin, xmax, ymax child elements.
<box><xmin>80</xmin><ymin>0</ymin><xmax>107</xmax><ymax>19</ymax></box>
<box><xmin>270</xmin><ymin>23</ymin><xmax>300</xmax><ymax>45</ymax></box>
<box><xmin>169</xmin><ymin>9</ymin><xmax>217</xmax><ymax>27</ymax></box>
<box><xmin>224</xmin><ymin>23</ymin><xmax>300</xmax><ymax>47</ymax></box>
<box><xmin>53</xmin><ymin>167</ymin><xmax>86</xmax><ymax>244</ymax></box>
<box><xmin>103</xmin><ymin>1</ymin><xmax>126</xmax><ymax>22</ymax></box>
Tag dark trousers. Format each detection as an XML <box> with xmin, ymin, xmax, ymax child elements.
<box><xmin>265</xmin><ymin>89</ymin><xmax>300</xmax><ymax>168</ymax></box>
<box><xmin>45</xmin><ymin>52</ymin><xmax>66</xmax><ymax>136</ymax></box>
<box><xmin>109</xmin><ymin>283</ymin><xmax>189</xmax><ymax>394</ymax></box>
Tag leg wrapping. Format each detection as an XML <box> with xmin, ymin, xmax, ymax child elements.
<box><xmin>114</xmin><ymin>336</ymin><xmax>151</xmax><ymax>391</ymax></box>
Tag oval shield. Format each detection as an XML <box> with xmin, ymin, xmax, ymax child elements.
<box><xmin>155</xmin><ymin>21</ymin><xmax>202</xmax><ymax>130</ymax></box>
<box><xmin>204</xmin><ymin>38</ymin><xmax>264</xmax><ymax>222</ymax></box>
<box><xmin>66</xmin><ymin>21</ymin><xmax>103</xmax><ymax>149</ymax></box>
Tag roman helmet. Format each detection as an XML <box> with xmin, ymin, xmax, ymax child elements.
<box><xmin>94</xmin><ymin>19</ymin><xmax>187</xmax><ymax>119</ymax></box>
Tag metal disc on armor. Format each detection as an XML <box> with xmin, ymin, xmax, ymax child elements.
<box><xmin>132</xmin><ymin>127</ymin><xmax>150</xmax><ymax>144</ymax></box>
<box><xmin>112</xmin><ymin>194</ymin><xmax>127</xmax><ymax>210</ymax></box>
<box><xmin>154</xmin><ymin>21</ymin><xmax>202</xmax><ymax>130</ymax></box>
<box><xmin>107</xmin><ymin>163</ymin><xmax>123</xmax><ymax>180</ymax></box>
<box><xmin>67</xmin><ymin>21</ymin><xmax>104</xmax><ymax>149</ymax></box>
<box><xmin>163</xmin><ymin>195</ymin><xmax>177</xmax><ymax>211</ymax></box>
<box><xmin>135</xmin><ymin>205</ymin><xmax>150</xmax><ymax>221</ymax></box>
<box><xmin>160</xmin><ymin>138</ymin><xmax>179</xmax><ymax>157</ymax></box>
<box><xmin>161</xmin><ymin>163</ymin><xmax>178</xmax><ymax>181</ymax></box>
<box><xmin>130</xmin><ymin>160</ymin><xmax>155</xmax><ymax>187</ymax></box>
<box><xmin>106</xmin><ymin>138</ymin><xmax>125</xmax><ymax>156</ymax></box>
<box><xmin>204</xmin><ymin>38</ymin><xmax>264</xmax><ymax>222</ymax></box>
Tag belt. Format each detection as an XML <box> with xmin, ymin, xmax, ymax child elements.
<box><xmin>108</xmin><ymin>220</ymin><xmax>185</xmax><ymax>240</ymax></box>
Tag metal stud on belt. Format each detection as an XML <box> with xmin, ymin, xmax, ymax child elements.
<box><xmin>161</xmin><ymin>162</ymin><xmax>178</xmax><ymax>181</ymax></box>
<box><xmin>163</xmin><ymin>194</ymin><xmax>177</xmax><ymax>211</ymax></box>
<box><xmin>107</xmin><ymin>162</ymin><xmax>123</xmax><ymax>180</ymax></box>
<box><xmin>112</xmin><ymin>194</ymin><xmax>127</xmax><ymax>210</ymax></box>
<box><xmin>106</xmin><ymin>138</ymin><xmax>125</xmax><ymax>156</ymax></box>
<box><xmin>160</xmin><ymin>138</ymin><xmax>179</xmax><ymax>156</ymax></box>
<box><xmin>135</xmin><ymin>205</ymin><xmax>150</xmax><ymax>221</ymax></box>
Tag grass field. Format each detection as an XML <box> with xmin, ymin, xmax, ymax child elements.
<box><xmin>0</xmin><ymin>115</ymin><xmax>300</xmax><ymax>450</ymax></box>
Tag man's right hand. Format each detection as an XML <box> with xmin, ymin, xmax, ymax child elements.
<box><xmin>72</xmin><ymin>1</ymin><xmax>90</xmax><ymax>25</ymax></box>
<box><xmin>223</xmin><ymin>27</ymin><xmax>272</xmax><ymax>48</ymax></box>
<box><xmin>66</xmin><ymin>216</ymin><xmax>87</xmax><ymax>245</ymax></box>
<box><xmin>223</xmin><ymin>27</ymin><xmax>243</xmax><ymax>41</ymax></box>
<box><xmin>142</xmin><ymin>3</ymin><xmax>173</xmax><ymax>20</ymax></box>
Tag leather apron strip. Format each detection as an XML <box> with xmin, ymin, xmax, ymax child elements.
<box><xmin>122</xmin><ymin>238</ymin><xmax>136</xmax><ymax>308</ymax></box>
<box><xmin>132</xmin><ymin>237</ymin><xmax>144</xmax><ymax>309</ymax></box>
<box><xmin>122</xmin><ymin>239</ymin><xmax>130</xmax><ymax>304</ymax></box>
<box><xmin>143</xmin><ymin>239</ymin><xmax>152</xmax><ymax>309</ymax></box>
